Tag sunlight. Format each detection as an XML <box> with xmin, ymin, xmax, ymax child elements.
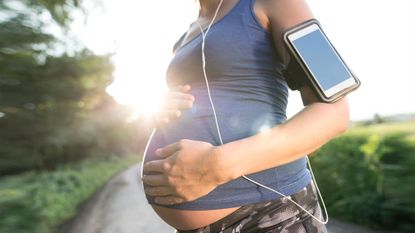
<box><xmin>106</xmin><ymin>80</ymin><xmax>164</xmax><ymax>118</ymax></box>
<box><xmin>100</xmin><ymin>0</ymin><xmax>197</xmax><ymax>120</ymax></box>
<box><xmin>106</xmin><ymin>51</ymin><xmax>167</xmax><ymax>119</ymax></box>
<box><xmin>102</xmin><ymin>18</ymin><xmax>170</xmax><ymax>119</ymax></box>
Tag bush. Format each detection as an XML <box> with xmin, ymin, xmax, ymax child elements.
<box><xmin>0</xmin><ymin>156</ymin><xmax>137</xmax><ymax>233</ymax></box>
<box><xmin>310</xmin><ymin>133</ymin><xmax>415</xmax><ymax>232</ymax></box>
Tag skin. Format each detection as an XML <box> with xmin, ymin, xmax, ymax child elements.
<box><xmin>143</xmin><ymin>0</ymin><xmax>350</xmax><ymax>230</ymax></box>
<box><xmin>154</xmin><ymin>84</ymin><xmax>194</xmax><ymax>126</ymax></box>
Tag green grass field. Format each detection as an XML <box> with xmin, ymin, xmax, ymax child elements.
<box><xmin>347</xmin><ymin>119</ymin><xmax>415</xmax><ymax>142</ymax></box>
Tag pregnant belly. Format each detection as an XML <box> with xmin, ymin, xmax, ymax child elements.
<box><xmin>142</xmin><ymin>108</ymin><xmax>250</xmax><ymax>229</ymax></box>
<box><xmin>142</xmin><ymin>100</ymin><xmax>282</xmax><ymax>229</ymax></box>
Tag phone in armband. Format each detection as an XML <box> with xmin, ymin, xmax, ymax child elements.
<box><xmin>283</xmin><ymin>19</ymin><xmax>361</xmax><ymax>103</ymax></box>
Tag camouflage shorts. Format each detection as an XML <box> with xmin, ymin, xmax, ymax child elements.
<box><xmin>176</xmin><ymin>181</ymin><xmax>327</xmax><ymax>233</ymax></box>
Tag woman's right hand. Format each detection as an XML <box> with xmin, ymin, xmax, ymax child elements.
<box><xmin>154</xmin><ymin>84</ymin><xmax>194</xmax><ymax>126</ymax></box>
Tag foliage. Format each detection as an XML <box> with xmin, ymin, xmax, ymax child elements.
<box><xmin>5</xmin><ymin>0</ymin><xmax>85</xmax><ymax>28</ymax></box>
<box><xmin>0</xmin><ymin>156</ymin><xmax>137</xmax><ymax>233</ymax></box>
<box><xmin>310</xmin><ymin>130</ymin><xmax>415</xmax><ymax>232</ymax></box>
<box><xmin>0</xmin><ymin>1</ymin><xmax>149</xmax><ymax>232</ymax></box>
<box><xmin>0</xmin><ymin>0</ymin><xmax>143</xmax><ymax>175</ymax></box>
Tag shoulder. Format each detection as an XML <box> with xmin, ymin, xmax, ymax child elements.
<box><xmin>254</xmin><ymin>0</ymin><xmax>314</xmax><ymax>36</ymax></box>
<box><xmin>254</xmin><ymin>0</ymin><xmax>320</xmax><ymax>104</ymax></box>
<box><xmin>251</xmin><ymin>0</ymin><xmax>272</xmax><ymax>33</ymax></box>
<box><xmin>253</xmin><ymin>0</ymin><xmax>314</xmax><ymax>63</ymax></box>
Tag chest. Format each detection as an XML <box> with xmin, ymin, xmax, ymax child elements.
<box><xmin>166</xmin><ymin>21</ymin><xmax>257</xmax><ymax>86</ymax></box>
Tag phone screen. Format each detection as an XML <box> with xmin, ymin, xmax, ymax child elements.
<box><xmin>289</xmin><ymin>24</ymin><xmax>355</xmax><ymax>97</ymax></box>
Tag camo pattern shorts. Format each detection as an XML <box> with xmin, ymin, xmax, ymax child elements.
<box><xmin>175</xmin><ymin>182</ymin><xmax>327</xmax><ymax>233</ymax></box>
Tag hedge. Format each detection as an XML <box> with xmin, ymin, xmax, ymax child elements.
<box><xmin>0</xmin><ymin>156</ymin><xmax>137</xmax><ymax>233</ymax></box>
<box><xmin>310</xmin><ymin>133</ymin><xmax>415</xmax><ymax>232</ymax></box>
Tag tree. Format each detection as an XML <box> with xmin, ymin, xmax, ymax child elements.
<box><xmin>0</xmin><ymin>0</ymin><xmax>138</xmax><ymax>175</ymax></box>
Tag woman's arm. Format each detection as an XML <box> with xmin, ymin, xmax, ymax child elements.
<box><xmin>213</xmin><ymin>0</ymin><xmax>348</xmax><ymax>177</ymax></box>
<box><xmin>214</xmin><ymin>92</ymin><xmax>349</xmax><ymax>181</ymax></box>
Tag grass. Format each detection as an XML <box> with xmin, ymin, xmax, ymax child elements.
<box><xmin>347</xmin><ymin>119</ymin><xmax>415</xmax><ymax>141</ymax></box>
<box><xmin>0</xmin><ymin>155</ymin><xmax>138</xmax><ymax>233</ymax></box>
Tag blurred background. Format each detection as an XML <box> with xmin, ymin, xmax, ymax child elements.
<box><xmin>0</xmin><ymin>0</ymin><xmax>414</xmax><ymax>233</ymax></box>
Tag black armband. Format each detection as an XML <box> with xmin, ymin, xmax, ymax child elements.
<box><xmin>282</xmin><ymin>57</ymin><xmax>308</xmax><ymax>91</ymax></box>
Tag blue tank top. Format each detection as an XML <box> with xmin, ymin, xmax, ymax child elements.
<box><xmin>143</xmin><ymin>0</ymin><xmax>311</xmax><ymax>210</ymax></box>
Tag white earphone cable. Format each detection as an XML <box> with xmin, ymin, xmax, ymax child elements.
<box><xmin>196</xmin><ymin>0</ymin><xmax>328</xmax><ymax>225</ymax></box>
<box><xmin>142</xmin><ymin>0</ymin><xmax>329</xmax><ymax>227</ymax></box>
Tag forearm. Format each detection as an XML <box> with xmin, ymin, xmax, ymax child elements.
<box><xmin>213</xmin><ymin>97</ymin><xmax>350</xmax><ymax>183</ymax></box>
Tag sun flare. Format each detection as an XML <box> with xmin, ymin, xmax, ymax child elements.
<box><xmin>106</xmin><ymin>79</ymin><xmax>165</xmax><ymax>118</ymax></box>
<box><xmin>106</xmin><ymin>51</ymin><xmax>169</xmax><ymax>119</ymax></box>
<box><xmin>101</xmin><ymin>1</ymin><xmax>198</xmax><ymax>121</ymax></box>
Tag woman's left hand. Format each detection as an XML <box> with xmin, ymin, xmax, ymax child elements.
<box><xmin>142</xmin><ymin>139</ymin><xmax>226</xmax><ymax>205</ymax></box>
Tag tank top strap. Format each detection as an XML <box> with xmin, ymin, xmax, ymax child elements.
<box><xmin>173</xmin><ymin>0</ymin><xmax>249</xmax><ymax>54</ymax></box>
<box><xmin>227</xmin><ymin>0</ymin><xmax>251</xmax><ymax>21</ymax></box>
<box><xmin>229</xmin><ymin>0</ymin><xmax>270</xmax><ymax>35</ymax></box>
<box><xmin>246</xmin><ymin>0</ymin><xmax>271</xmax><ymax>34</ymax></box>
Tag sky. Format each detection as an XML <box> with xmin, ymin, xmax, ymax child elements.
<box><xmin>71</xmin><ymin>0</ymin><xmax>415</xmax><ymax>121</ymax></box>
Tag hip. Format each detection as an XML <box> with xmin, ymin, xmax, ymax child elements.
<box><xmin>151</xmin><ymin>205</ymin><xmax>241</xmax><ymax>230</ymax></box>
<box><xmin>175</xmin><ymin>181</ymin><xmax>327</xmax><ymax>233</ymax></box>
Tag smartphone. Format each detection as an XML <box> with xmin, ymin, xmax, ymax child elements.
<box><xmin>284</xmin><ymin>19</ymin><xmax>360</xmax><ymax>102</ymax></box>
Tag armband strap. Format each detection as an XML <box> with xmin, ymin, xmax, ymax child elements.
<box><xmin>282</xmin><ymin>58</ymin><xmax>309</xmax><ymax>91</ymax></box>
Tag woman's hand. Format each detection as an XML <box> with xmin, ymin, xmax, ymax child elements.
<box><xmin>142</xmin><ymin>139</ymin><xmax>229</xmax><ymax>205</ymax></box>
<box><xmin>154</xmin><ymin>85</ymin><xmax>194</xmax><ymax>126</ymax></box>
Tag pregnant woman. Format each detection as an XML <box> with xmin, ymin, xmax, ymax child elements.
<box><xmin>142</xmin><ymin>0</ymin><xmax>350</xmax><ymax>232</ymax></box>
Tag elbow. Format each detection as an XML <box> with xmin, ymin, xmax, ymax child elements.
<box><xmin>334</xmin><ymin>97</ymin><xmax>350</xmax><ymax>134</ymax></box>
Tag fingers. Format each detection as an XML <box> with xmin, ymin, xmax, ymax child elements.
<box><xmin>154</xmin><ymin>87</ymin><xmax>194</xmax><ymax>126</ymax></box>
<box><xmin>180</xmin><ymin>84</ymin><xmax>191</xmax><ymax>92</ymax></box>
<box><xmin>142</xmin><ymin>174</ymin><xmax>185</xmax><ymax>205</ymax></box>
<box><xmin>155</xmin><ymin>142</ymin><xmax>181</xmax><ymax>158</ymax></box>
<box><xmin>142</xmin><ymin>175</ymin><xmax>184</xmax><ymax>205</ymax></box>
<box><xmin>142</xmin><ymin>174</ymin><xmax>167</xmax><ymax>186</ymax></box>
<box><xmin>144</xmin><ymin>186</ymin><xmax>175</xmax><ymax>196</ymax></box>
<box><xmin>162</xmin><ymin>92</ymin><xmax>194</xmax><ymax>109</ymax></box>
<box><xmin>154</xmin><ymin>196</ymin><xmax>185</xmax><ymax>205</ymax></box>
<box><xmin>171</xmin><ymin>84</ymin><xmax>191</xmax><ymax>93</ymax></box>
<box><xmin>143</xmin><ymin>160</ymin><xmax>165</xmax><ymax>173</ymax></box>
<box><xmin>166</xmin><ymin>90</ymin><xmax>194</xmax><ymax>100</ymax></box>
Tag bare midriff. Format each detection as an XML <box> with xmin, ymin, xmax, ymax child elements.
<box><xmin>151</xmin><ymin>205</ymin><xmax>240</xmax><ymax>230</ymax></box>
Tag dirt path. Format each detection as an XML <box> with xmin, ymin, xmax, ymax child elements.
<box><xmin>61</xmin><ymin>164</ymin><xmax>382</xmax><ymax>233</ymax></box>
<box><xmin>60</xmin><ymin>164</ymin><xmax>173</xmax><ymax>233</ymax></box>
